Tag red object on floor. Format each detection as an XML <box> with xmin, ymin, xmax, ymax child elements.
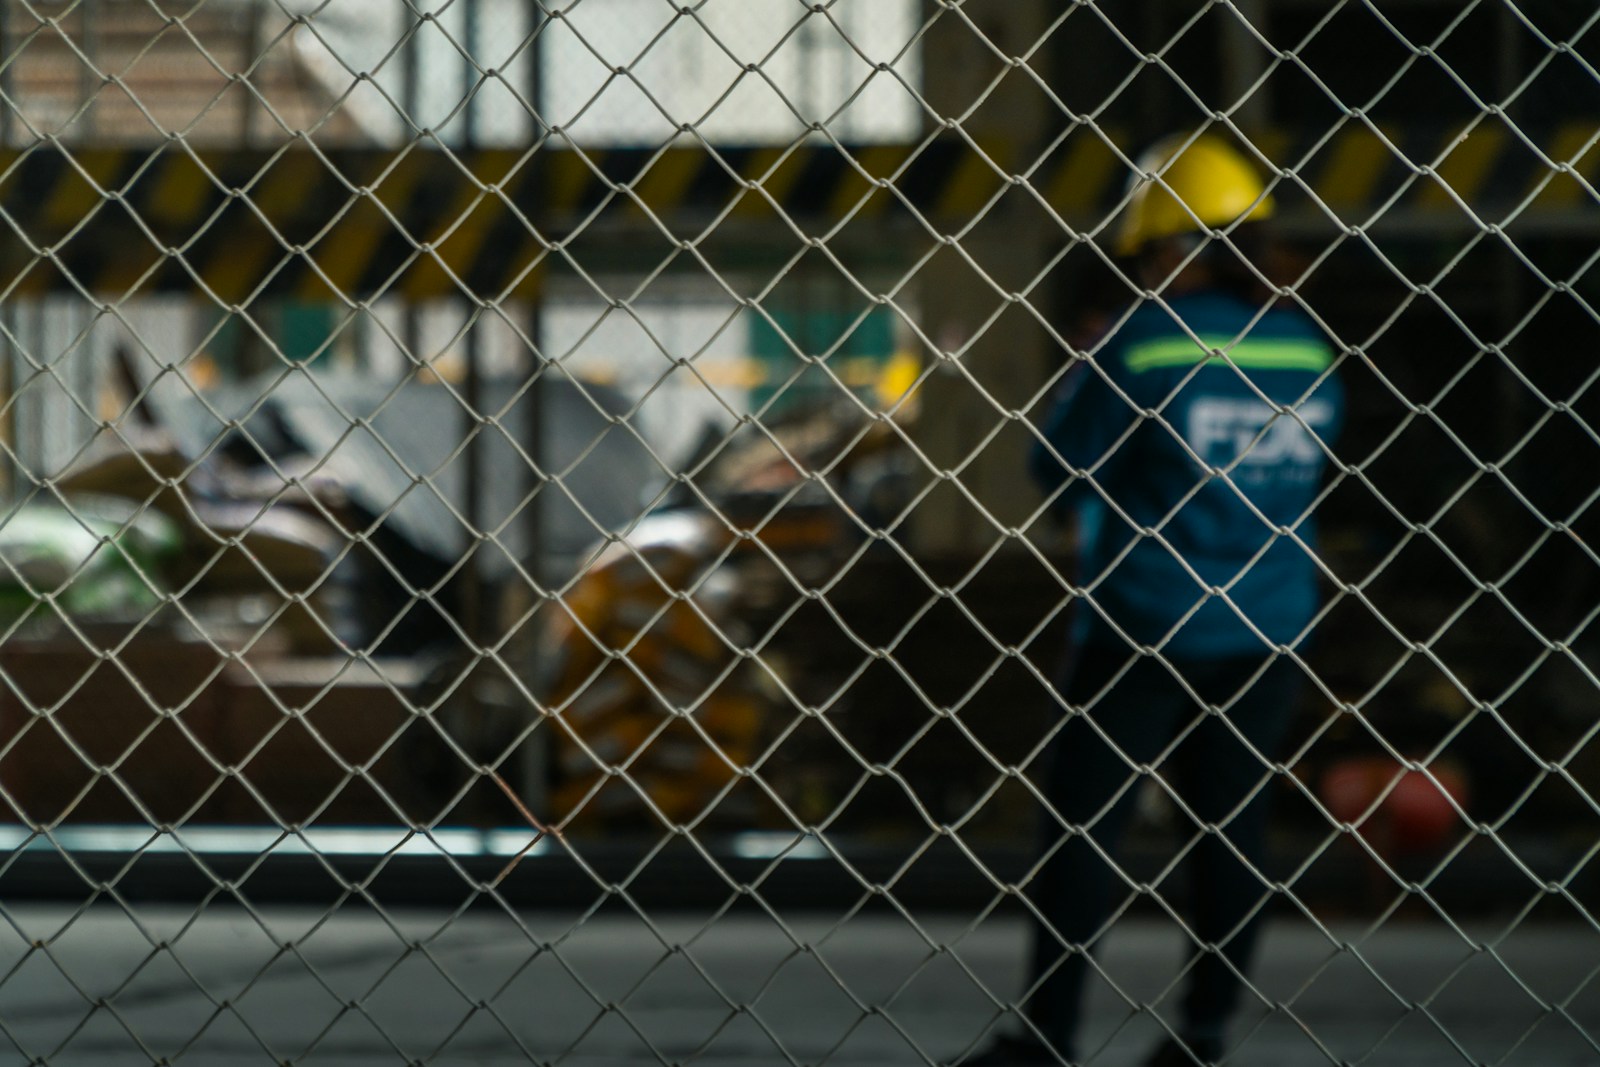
<box><xmin>1319</xmin><ymin>756</ymin><xmax>1469</xmax><ymax>855</ymax></box>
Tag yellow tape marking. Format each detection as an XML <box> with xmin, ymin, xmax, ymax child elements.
<box><xmin>409</xmin><ymin>151</ymin><xmax>533</xmax><ymax>300</ymax></box>
<box><xmin>202</xmin><ymin>151</ymin><xmax>322</xmax><ymax>304</ymax></box>
<box><xmin>735</xmin><ymin>146</ymin><xmax>803</xmax><ymax>219</ymax></box>
<box><xmin>1044</xmin><ymin>135</ymin><xmax>1121</xmax><ymax>214</ymax></box>
<box><xmin>630</xmin><ymin>144</ymin><xmax>703</xmax><ymax>220</ymax></box>
<box><xmin>301</xmin><ymin>152</ymin><xmax>429</xmax><ymax>301</ymax></box>
<box><xmin>1417</xmin><ymin>123</ymin><xmax>1506</xmax><ymax>210</ymax></box>
<box><xmin>43</xmin><ymin>149</ymin><xmax>124</xmax><ymax>233</ymax></box>
<box><xmin>830</xmin><ymin>144</ymin><xmax>909</xmax><ymax>221</ymax></box>
<box><xmin>938</xmin><ymin>142</ymin><xmax>1007</xmax><ymax>220</ymax></box>
<box><xmin>1530</xmin><ymin>122</ymin><xmax>1600</xmax><ymax>209</ymax></box>
<box><xmin>1316</xmin><ymin>125</ymin><xmax>1393</xmax><ymax>209</ymax></box>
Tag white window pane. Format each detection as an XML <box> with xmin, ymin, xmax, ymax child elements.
<box><xmin>543</xmin><ymin>0</ymin><xmax>922</xmax><ymax>146</ymax></box>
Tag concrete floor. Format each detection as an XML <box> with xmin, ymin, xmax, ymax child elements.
<box><xmin>0</xmin><ymin>904</ymin><xmax>1597</xmax><ymax>1065</ymax></box>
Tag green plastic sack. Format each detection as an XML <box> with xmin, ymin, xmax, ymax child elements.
<box><xmin>0</xmin><ymin>496</ymin><xmax>182</xmax><ymax>621</ymax></box>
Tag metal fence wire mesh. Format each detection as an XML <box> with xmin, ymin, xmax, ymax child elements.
<box><xmin>3</xmin><ymin>0</ymin><xmax>1600</xmax><ymax>1064</ymax></box>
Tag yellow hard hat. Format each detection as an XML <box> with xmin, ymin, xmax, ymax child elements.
<box><xmin>1114</xmin><ymin>133</ymin><xmax>1274</xmax><ymax>256</ymax></box>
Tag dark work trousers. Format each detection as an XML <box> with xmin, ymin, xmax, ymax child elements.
<box><xmin>1021</xmin><ymin>644</ymin><xmax>1303</xmax><ymax>1060</ymax></box>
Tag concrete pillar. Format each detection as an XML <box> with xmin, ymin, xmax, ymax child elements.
<box><xmin>910</xmin><ymin>2</ymin><xmax>1058</xmax><ymax>560</ymax></box>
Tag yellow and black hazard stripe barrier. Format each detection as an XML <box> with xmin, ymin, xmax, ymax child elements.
<box><xmin>0</xmin><ymin>122</ymin><xmax>1595</xmax><ymax>299</ymax></box>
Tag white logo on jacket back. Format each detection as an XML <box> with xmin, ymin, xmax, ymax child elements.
<box><xmin>1186</xmin><ymin>397</ymin><xmax>1334</xmax><ymax>482</ymax></box>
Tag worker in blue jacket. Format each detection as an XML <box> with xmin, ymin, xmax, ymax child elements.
<box><xmin>964</xmin><ymin>134</ymin><xmax>1343</xmax><ymax>1066</ymax></box>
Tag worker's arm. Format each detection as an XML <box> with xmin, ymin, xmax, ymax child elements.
<box><xmin>1029</xmin><ymin>349</ymin><xmax>1143</xmax><ymax>516</ymax></box>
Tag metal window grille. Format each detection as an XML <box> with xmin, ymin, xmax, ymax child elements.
<box><xmin>0</xmin><ymin>1</ymin><xmax>1598</xmax><ymax>1064</ymax></box>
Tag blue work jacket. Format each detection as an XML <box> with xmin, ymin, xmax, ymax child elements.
<box><xmin>1030</xmin><ymin>290</ymin><xmax>1344</xmax><ymax>659</ymax></box>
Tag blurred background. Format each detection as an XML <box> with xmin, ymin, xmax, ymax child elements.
<box><xmin>0</xmin><ymin>0</ymin><xmax>1595</xmax><ymax>924</ymax></box>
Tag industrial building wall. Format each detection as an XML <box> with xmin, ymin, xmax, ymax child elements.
<box><xmin>0</xmin><ymin>2</ymin><xmax>1598</xmax><ymax>1064</ymax></box>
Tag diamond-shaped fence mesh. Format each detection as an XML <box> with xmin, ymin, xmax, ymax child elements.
<box><xmin>1</xmin><ymin>0</ymin><xmax>1600</xmax><ymax>1064</ymax></box>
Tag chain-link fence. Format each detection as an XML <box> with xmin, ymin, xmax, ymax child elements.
<box><xmin>2</xmin><ymin>0</ymin><xmax>1600</xmax><ymax>1064</ymax></box>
